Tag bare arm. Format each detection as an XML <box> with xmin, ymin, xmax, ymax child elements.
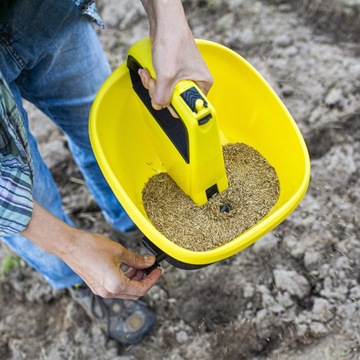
<box><xmin>139</xmin><ymin>0</ymin><xmax>213</xmax><ymax>109</ymax></box>
<box><xmin>21</xmin><ymin>201</ymin><xmax>161</xmax><ymax>299</ymax></box>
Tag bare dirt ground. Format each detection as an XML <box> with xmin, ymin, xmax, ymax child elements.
<box><xmin>0</xmin><ymin>0</ymin><xmax>359</xmax><ymax>359</ymax></box>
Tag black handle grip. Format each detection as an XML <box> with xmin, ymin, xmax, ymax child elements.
<box><xmin>142</xmin><ymin>236</ymin><xmax>166</xmax><ymax>275</ymax></box>
<box><xmin>127</xmin><ymin>55</ymin><xmax>190</xmax><ymax>163</ymax></box>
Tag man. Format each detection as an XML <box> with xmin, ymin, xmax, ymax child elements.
<box><xmin>0</xmin><ymin>0</ymin><xmax>213</xmax><ymax>345</ymax></box>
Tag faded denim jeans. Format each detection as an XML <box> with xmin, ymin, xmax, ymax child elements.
<box><xmin>0</xmin><ymin>0</ymin><xmax>134</xmax><ymax>288</ymax></box>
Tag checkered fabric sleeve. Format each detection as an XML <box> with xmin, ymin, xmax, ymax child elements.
<box><xmin>0</xmin><ymin>71</ymin><xmax>34</xmax><ymax>236</ymax></box>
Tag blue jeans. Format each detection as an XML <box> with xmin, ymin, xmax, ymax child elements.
<box><xmin>0</xmin><ymin>0</ymin><xmax>134</xmax><ymax>288</ymax></box>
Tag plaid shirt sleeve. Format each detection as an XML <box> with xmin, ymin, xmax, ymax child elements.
<box><xmin>0</xmin><ymin>71</ymin><xmax>34</xmax><ymax>236</ymax></box>
<box><xmin>74</xmin><ymin>0</ymin><xmax>105</xmax><ymax>28</ymax></box>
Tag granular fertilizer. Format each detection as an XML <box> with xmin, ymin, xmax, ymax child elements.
<box><xmin>142</xmin><ymin>143</ymin><xmax>280</xmax><ymax>252</ymax></box>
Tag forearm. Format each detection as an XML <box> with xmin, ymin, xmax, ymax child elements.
<box><xmin>20</xmin><ymin>201</ymin><xmax>160</xmax><ymax>298</ymax></box>
<box><xmin>139</xmin><ymin>0</ymin><xmax>213</xmax><ymax>107</ymax></box>
<box><xmin>140</xmin><ymin>0</ymin><xmax>191</xmax><ymax>40</ymax></box>
<box><xmin>20</xmin><ymin>201</ymin><xmax>80</xmax><ymax>259</ymax></box>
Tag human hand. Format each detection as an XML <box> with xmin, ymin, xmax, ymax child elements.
<box><xmin>21</xmin><ymin>202</ymin><xmax>161</xmax><ymax>300</ymax></box>
<box><xmin>137</xmin><ymin>37</ymin><xmax>213</xmax><ymax>112</ymax></box>
<box><xmin>64</xmin><ymin>231</ymin><xmax>162</xmax><ymax>299</ymax></box>
<box><xmin>139</xmin><ymin>0</ymin><xmax>213</xmax><ymax>110</ymax></box>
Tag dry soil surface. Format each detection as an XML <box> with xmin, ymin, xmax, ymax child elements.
<box><xmin>0</xmin><ymin>1</ymin><xmax>359</xmax><ymax>359</ymax></box>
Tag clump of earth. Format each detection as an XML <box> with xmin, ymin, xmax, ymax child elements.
<box><xmin>0</xmin><ymin>1</ymin><xmax>359</xmax><ymax>359</ymax></box>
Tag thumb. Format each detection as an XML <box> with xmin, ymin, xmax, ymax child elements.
<box><xmin>120</xmin><ymin>249</ymin><xmax>156</xmax><ymax>270</ymax></box>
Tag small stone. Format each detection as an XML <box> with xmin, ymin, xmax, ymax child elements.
<box><xmin>296</xmin><ymin>323</ymin><xmax>308</xmax><ymax>337</ymax></box>
<box><xmin>270</xmin><ymin>303</ymin><xmax>285</xmax><ymax>314</ymax></box>
<box><xmin>239</xmin><ymin>28</ymin><xmax>255</xmax><ymax>45</ymax></box>
<box><xmin>311</xmin><ymin>298</ymin><xmax>333</xmax><ymax>322</ymax></box>
<box><xmin>324</xmin><ymin>88</ymin><xmax>346</xmax><ymax>109</ymax></box>
<box><xmin>279</xmin><ymin>4</ymin><xmax>293</xmax><ymax>12</ymax></box>
<box><xmin>281</xmin><ymin>85</ymin><xmax>294</xmax><ymax>97</ymax></box>
<box><xmin>349</xmin><ymin>286</ymin><xmax>360</xmax><ymax>300</ymax></box>
<box><xmin>309</xmin><ymin>321</ymin><xmax>329</xmax><ymax>337</ymax></box>
<box><xmin>273</xmin><ymin>269</ymin><xmax>310</xmax><ymax>299</ymax></box>
<box><xmin>304</xmin><ymin>251</ymin><xmax>321</xmax><ymax>269</ymax></box>
<box><xmin>277</xmin><ymin>292</ymin><xmax>294</xmax><ymax>308</ymax></box>
<box><xmin>275</xmin><ymin>35</ymin><xmax>294</xmax><ymax>48</ymax></box>
<box><xmin>252</xmin><ymin>233</ymin><xmax>279</xmax><ymax>253</ymax></box>
<box><xmin>243</xmin><ymin>284</ymin><xmax>255</xmax><ymax>298</ymax></box>
<box><xmin>176</xmin><ymin>330</ymin><xmax>189</xmax><ymax>344</ymax></box>
<box><xmin>283</xmin><ymin>46</ymin><xmax>299</xmax><ymax>57</ymax></box>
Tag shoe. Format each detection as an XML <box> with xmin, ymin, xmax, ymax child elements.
<box><xmin>69</xmin><ymin>285</ymin><xmax>156</xmax><ymax>345</ymax></box>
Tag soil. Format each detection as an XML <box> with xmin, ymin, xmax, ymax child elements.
<box><xmin>0</xmin><ymin>0</ymin><xmax>359</xmax><ymax>359</ymax></box>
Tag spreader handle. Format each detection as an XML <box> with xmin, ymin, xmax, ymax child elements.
<box><xmin>127</xmin><ymin>39</ymin><xmax>214</xmax><ymax>128</ymax></box>
<box><xmin>127</xmin><ymin>37</ymin><xmax>228</xmax><ymax>205</ymax></box>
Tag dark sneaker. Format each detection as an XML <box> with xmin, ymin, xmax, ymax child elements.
<box><xmin>69</xmin><ymin>285</ymin><xmax>156</xmax><ymax>345</ymax></box>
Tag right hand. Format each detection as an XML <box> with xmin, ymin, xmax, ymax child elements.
<box><xmin>64</xmin><ymin>231</ymin><xmax>162</xmax><ymax>299</ymax></box>
<box><xmin>139</xmin><ymin>0</ymin><xmax>213</xmax><ymax>111</ymax></box>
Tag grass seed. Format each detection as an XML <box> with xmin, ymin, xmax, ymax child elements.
<box><xmin>142</xmin><ymin>143</ymin><xmax>280</xmax><ymax>252</ymax></box>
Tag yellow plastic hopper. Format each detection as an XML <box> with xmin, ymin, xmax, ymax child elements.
<box><xmin>89</xmin><ymin>37</ymin><xmax>310</xmax><ymax>269</ymax></box>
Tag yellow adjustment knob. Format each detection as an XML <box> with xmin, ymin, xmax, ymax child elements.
<box><xmin>195</xmin><ymin>98</ymin><xmax>204</xmax><ymax>112</ymax></box>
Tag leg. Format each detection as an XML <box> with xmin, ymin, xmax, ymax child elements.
<box><xmin>1</xmin><ymin>84</ymin><xmax>83</xmax><ymax>288</ymax></box>
<box><xmin>16</xmin><ymin>18</ymin><xmax>135</xmax><ymax>233</ymax></box>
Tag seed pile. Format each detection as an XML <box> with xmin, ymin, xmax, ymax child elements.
<box><xmin>142</xmin><ymin>143</ymin><xmax>280</xmax><ymax>252</ymax></box>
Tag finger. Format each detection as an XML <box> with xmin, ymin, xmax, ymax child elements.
<box><xmin>138</xmin><ymin>68</ymin><xmax>151</xmax><ymax>90</ymax></box>
<box><xmin>119</xmin><ymin>268</ymin><xmax>164</xmax><ymax>299</ymax></box>
<box><xmin>131</xmin><ymin>269</ymin><xmax>147</xmax><ymax>281</ymax></box>
<box><xmin>124</xmin><ymin>267</ymin><xmax>138</xmax><ymax>279</ymax></box>
<box><xmin>151</xmin><ymin>77</ymin><xmax>174</xmax><ymax>109</ymax></box>
<box><xmin>96</xmin><ymin>267</ymin><xmax>161</xmax><ymax>299</ymax></box>
<box><xmin>148</xmin><ymin>78</ymin><xmax>164</xmax><ymax>110</ymax></box>
<box><xmin>150</xmin><ymin>80</ymin><xmax>179</xmax><ymax>117</ymax></box>
<box><xmin>139</xmin><ymin>69</ymin><xmax>177</xmax><ymax>113</ymax></box>
<box><xmin>119</xmin><ymin>267</ymin><xmax>162</xmax><ymax>298</ymax></box>
<box><xmin>138</xmin><ymin>69</ymin><xmax>167</xmax><ymax>110</ymax></box>
<box><xmin>124</xmin><ymin>267</ymin><xmax>147</xmax><ymax>280</ymax></box>
<box><xmin>120</xmin><ymin>249</ymin><xmax>156</xmax><ymax>270</ymax></box>
<box><xmin>196</xmin><ymin>80</ymin><xmax>213</xmax><ymax>97</ymax></box>
<box><xmin>167</xmin><ymin>104</ymin><xmax>179</xmax><ymax>118</ymax></box>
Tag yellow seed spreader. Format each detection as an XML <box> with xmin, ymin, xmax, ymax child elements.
<box><xmin>89</xmin><ymin>37</ymin><xmax>310</xmax><ymax>270</ymax></box>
